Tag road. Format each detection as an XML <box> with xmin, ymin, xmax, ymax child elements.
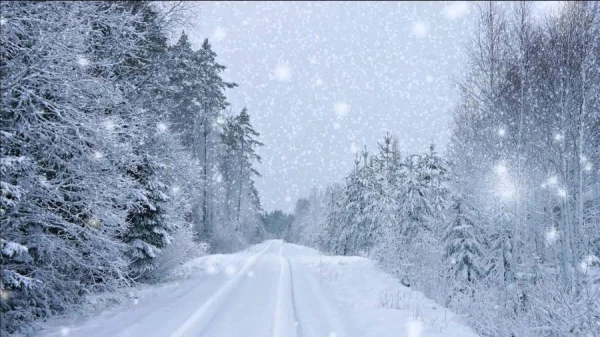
<box><xmin>42</xmin><ymin>240</ymin><xmax>479</xmax><ymax>337</ymax></box>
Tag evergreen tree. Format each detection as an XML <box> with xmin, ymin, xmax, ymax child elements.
<box><xmin>124</xmin><ymin>154</ymin><xmax>172</xmax><ymax>279</ymax></box>
<box><xmin>444</xmin><ymin>193</ymin><xmax>484</xmax><ymax>283</ymax></box>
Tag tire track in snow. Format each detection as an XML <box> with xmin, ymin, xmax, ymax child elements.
<box><xmin>169</xmin><ymin>241</ymin><xmax>272</xmax><ymax>337</ymax></box>
<box><xmin>273</xmin><ymin>245</ymin><xmax>300</xmax><ymax>337</ymax></box>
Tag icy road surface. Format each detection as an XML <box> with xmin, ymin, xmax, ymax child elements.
<box><xmin>42</xmin><ymin>240</ymin><xmax>479</xmax><ymax>337</ymax></box>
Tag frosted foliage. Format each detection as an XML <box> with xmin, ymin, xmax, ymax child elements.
<box><xmin>2</xmin><ymin>1</ymin><xmax>600</xmax><ymax>336</ymax></box>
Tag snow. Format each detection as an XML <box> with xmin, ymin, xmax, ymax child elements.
<box><xmin>334</xmin><ymin>102</ymin><xmax>350</xmax><ymax>118</ymax></box>
<box><xmin>156</xmin><ymin>122</ymin><xmax>168</xmax><ymax>133</ymax></box>
<box><xmin>1</xmin><ymin>240</ymin><xmax>28</xmax><ymax>258</ymax></box>
<box><xmin>212</xmin><ymin>26</ymin><xmax>227</xmax><ymax>42</ymax></box>
<box><xmin>411</xmin><ymin>21</ymin><xmax>429</xmax><ymax>38</ymax></box>
<box><xmin>442</xmin><ymin>2</ymin><xmax>470</xmax><ymax>20</ymax></box>
<box><xmin>274</xmin><ymin>62</ymin><xmax>292</xmax><ymax>82</ymax></box>
<box><xmin>545</xmin><ymin>227</ymin><xmax>559</xmax><ymax>247</ymax></box>
<box><xmin>38</xmin><ymin>240</ymin><xmax>479</xmax><ymax>337</ymax></box>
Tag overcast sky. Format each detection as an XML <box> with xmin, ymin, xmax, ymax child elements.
<box><xmin>174</xmin><ymin>1</ymin><xmax>556</xmax><ymax>212</ymax></box>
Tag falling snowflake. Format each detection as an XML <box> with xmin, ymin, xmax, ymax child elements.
<box><xmin>580</xmin><ymin>255</ymin><xmax>599</xmax><ymax>274</ymax></box>
<box><xmin>76</xmin><ymin>56</ymin><xmax>89</xmax><ymax>67</ymax></box>
<box><xmin>247</xmin><ymin>271</ymin><xmax>255</xmax><ymax>277</ymax></box>
<box><xmin>274</xmin><ymin>62</ymin><xmax>292</xmax><ymax>82</ymax></box>
<box><xmin>494</xmin><ymin>162</ymin><xmax>508</xmax><ymax>176</ymax></box>
<box><xmin>103</xmin><ymin>119</ymin><xmax>116</xmax><ymax>132</ymax></box>
<box><xmin>407</xmin><ymin>317</ymin><xmax>423</xmax><ymax>337</ymax></box>
<box><xmin>334</xmin><ymin>102</ymin><xmax>350</xmax><ymax>118</ymax></box>
<box><xmin>171</xmin><ymin>185</ymin><xmax>181</xmax><ymax>194</ymax></box>
<box><xmin>156</xmin><ymin>122</ymin><xmax>168</xmax><ymax>133</ymax></box>
<box><xmin>411</xmin><ymin>21</ymin><xmax>428</xmax><ymax>38</ymax></box>
<box><xmin>556</xmin><ymin>188</ymin><xmax>567</xmax><ymax>198</ymax></box>
<box><xmin>350</xmin><ymin>142</ymin><xmax>359</xmax><ymax>154</ymax></box>
<box><xmin>498</xmin><ymin>128</ymin><xmax>506</xmax><ymax>137</ymax></box>
<box><xmin>93</xmin><ymin>151</ymin><xmax>104</xmax><ymax>160</ymax></box>
<box><xmin>0</xmin><ymin>289</ymin><xmax>9</xmax><ymax>301</ymax></box>
<box><xmin>87</xmin><ymin>218</ymin><xmax>100</xmax><ymax>229</ymax></box>
<box><xmin>309</xmin><ymin>56</ymin><xmax>318</xmax><ymax>64</ymax></box>
<box><xmin>133</xmin><ymin>298</ymin><xmax>139</xmax><ymax>305</ymax></box>
<box><xmin>332</xmin><ymin>122</ymin><xmax>341</xmax><ymax>130</ymax></box>
<box><xmin>425</xmin><ymin>75</ymin><xmax>434</xmax><ymax>83</ymax></box>
<box><xmin>0</xmin><ymin>17</ymin><xmax>6</xmax><ymax>26</ymax></box>
<box><xmin>213</xmin><ymin>173</ymin><xmax>223</xmax><ymax>183</ymax></box>
<box><xmin>225</xmin><ymin>265</ymin><xmax>237</xmax><ymax>275</ymax></box>
<box><xmin>442</xmin><ymin>1</ymin><xmax>470</xmax><ymax>20</ymax></box>
<box><xmin>554</xmin><ymin>133</ymin><xmax>563</xmax><ymax>141</ymax></box>
<box><xmin>545</xmin><ymin>227</ymin><xmax>559</xmax><ymax>246</ymax></box>
<box><xmin>584</xmin><ymin>163</ymin><xmax>593</xmax><ymax>171</ymax></box>
<box><xmin>547</xmin><ymin>175</ymin><xmax>558</xmax><ymax>185</ymax></box>
<box><xmin>212</xmin><ymin>26</ymin><xmax>227</xmax><ymax>42</ymax></box>
<box><xmin>285</xmin><ymin>196</ymin><xmax>291</xmax><ymax>202</ymax></box>
<box><xmin>205</xmin><ymin>264</ymin><xmax>218</xmax><ymax>275</ymax></box>
<box><xmin>60</xmin><ymin>327</ymin><xmax>71</xmax><ymax>336</ymax></box>
<box><xmin>315</xmin><ymin>78</ymin><xmax>324</xmax><ymax>87</ymax></box>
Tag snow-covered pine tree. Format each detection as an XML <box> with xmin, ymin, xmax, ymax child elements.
<box><xmin>124</xmin><ymin>154</ymin><xmax>173</xmax><ymax>279</ymax></box>
<box><xmin>397</xmin><ymin>154</ymin><xmax>433</xmax><ymax>240</ymax></box>
<box><xmin>444</xmin><ymin>193</ymin><xmax>484</xmax><ymax>283</ymax></box>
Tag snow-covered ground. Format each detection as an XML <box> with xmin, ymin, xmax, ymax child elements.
<box><xmin>39</xmin><ymin>240</ymin><xmax>479</xmax><ymax>337</ymax></box>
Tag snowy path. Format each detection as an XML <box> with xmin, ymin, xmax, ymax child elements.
<box><xmin>41</xmin><ymin>240</ymin><xmax>479</xmax><ymax>337</ymax></box>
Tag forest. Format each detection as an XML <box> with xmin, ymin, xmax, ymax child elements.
<box><xmin>286</xmin><ymin>2</ymin><xmax>600</xmax><ymax>336</ymax></box>
<box><xmin>1</xmin><ymin>1</ymin><xmax>266</xmax><ymax>334</ymax></box>
<box><xmin>1</xmin><ymin>1</ymin><xmax>599</xmax><ymax>337</ymax></box>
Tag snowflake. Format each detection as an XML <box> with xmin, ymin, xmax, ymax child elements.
<box><xmin>0</xmin><ymin>17</ymin><xmax>6</xmax><ymax>26</ymax></box>
<box><xmin>93</xmin><ymin>151</ymin><xmax>104</xmax><ymax>160</ymax></box>
<box><xmin>60</xmin><ymin>327</ymin><xmax>71</xmax><ymax>336</ymax></box>
<box><xmin>334</xmin><ymin>102</ymin><xmax>350</xmax><ymax>118</ymax></box>
<box><xmin>285</xmin><ymin>196</ymin><xmax>291</xmax><ymax>202</ymax></box>
<box><xmin>212</xmin><ymin>26</ymin><xmax>227</xmax><ymax>42</ymax></box>
<box><xmin>156</xmin><ymin>122</ymin><xmax>168</xmax><ymax>133</ymax></box>
<box><xmin>545</xmin><ymin>227</ymin><xmax>559</xmax><ymax>247</ymax></box>
<box><xmin>76</xmin><ymin>56</ymin><xmax>89</xmax><ymax>67</ymax></box>
<box><xmin>0</xmin><ymin>289</ymin><xmax>9</xmax><ymax>301</ymax></box>
<box><xmin>584</xmin><ymin>163</ymin><xmax>593</xmax><ymax>172</ymax></box>
<box><xmin>171</xmin><ymin>185</ymin><xmax>181</xmax><ymax>194</ymax></box>
<box><xmin>225</xmin><ymin>265</ymin><xmax>236</xmax><ymax>275</ymax></box>
<box><xmin>315</xmin><ymin>78</ymin><xmax>324</xmax><ymax>87</ymax></box>
<box><xmin>425</xmin><ymin>75</ymin><xmax>434</xmax><ymax>83</ymax></box>
<box><xmin>87</xmin><ymin>218</ymin><xmax>100</xmax><ymax>229</ymax></box>
<box><xmin>547</xmin><ymin>175</ymin><xmax>558</xmax><ymax>185</ymax></box>
<box><xmin>103</xmin><ymin>119</ymin><xmax>116</xmax><ymax>132</ymax></box>
<box><xmin>247</xmin><ymin>271</ymin><xmax>255</xmax><ymax>278</ymax></box>
<box><xmin>274</xmin><ymin>62</ymin><xmax>292</xmax><ymax>82</ymax></box>
<box><xmin>556</xmin><ymin>188</ymin><xmax>567</xmax><ymax>198</ymax></box>
<box><xmin>332</xmin><ymin>122</ymin><xmax>341</xmax><ymax>130</ymax></box>
<box><xmin>213</xmin><ymin>173</ymin><xmax>223</xmax><ymax>183</ymax></box>
<box><xmin>309</xmin><ymin>56</ymin><xmax>318</xmax><ymax>64</ymax></box>
<box><xmin>498</xmin><ymin>128</ymin><xmax>506</xmax><ymax>137</ymax></box>
<box><xmin>411</xmin><ymin>21</ymin><xmax>428</xmax><ymax>38</ymax></box>
<box><xmin>580</xmin><ymin>255</ymin><xmax>599</xmax><ymax>274</ymax></box>
<box><xmin>407</xmin><ymin>317</ymin><xmax>423</xmax><ymax>337</ymax></box>
<box><xmin>205</xmin><ymin>264</ymin><xmax>218</xmax><ymax>275</ymax></box>
<box><xmin>350</xmin><ymin>142</ymin><xmax>359</xmax><ymax>154</ymax></box>
<box><xmin>133</xmin><ymin>299</ymin><xmax>139</xmax><ymax>305</ymax></box>
<box><xmin>442</xmin><ymin>2</ymin><xmax>470</xmax><ymax>20</ymax></box>
<box><xmin>494</xmin><ymin>162</ymin><xmax>508</xmax><ymax>176</ymax></box>
<box><xmin>554</xmin><ymin>133</ymin><xmax>563</xmax><ymax>141</ymax></box>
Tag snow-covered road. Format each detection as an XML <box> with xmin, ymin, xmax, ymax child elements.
<box><xmin>41</xmin><ymin>240</ymin><xmax>479</xmax><ymax>337</ymax></box>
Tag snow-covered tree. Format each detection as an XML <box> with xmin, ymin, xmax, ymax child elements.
<box><xmin>444</xmin><ymin>193</ymin><xmax>484</xmax><ymax>283</ymax></box>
